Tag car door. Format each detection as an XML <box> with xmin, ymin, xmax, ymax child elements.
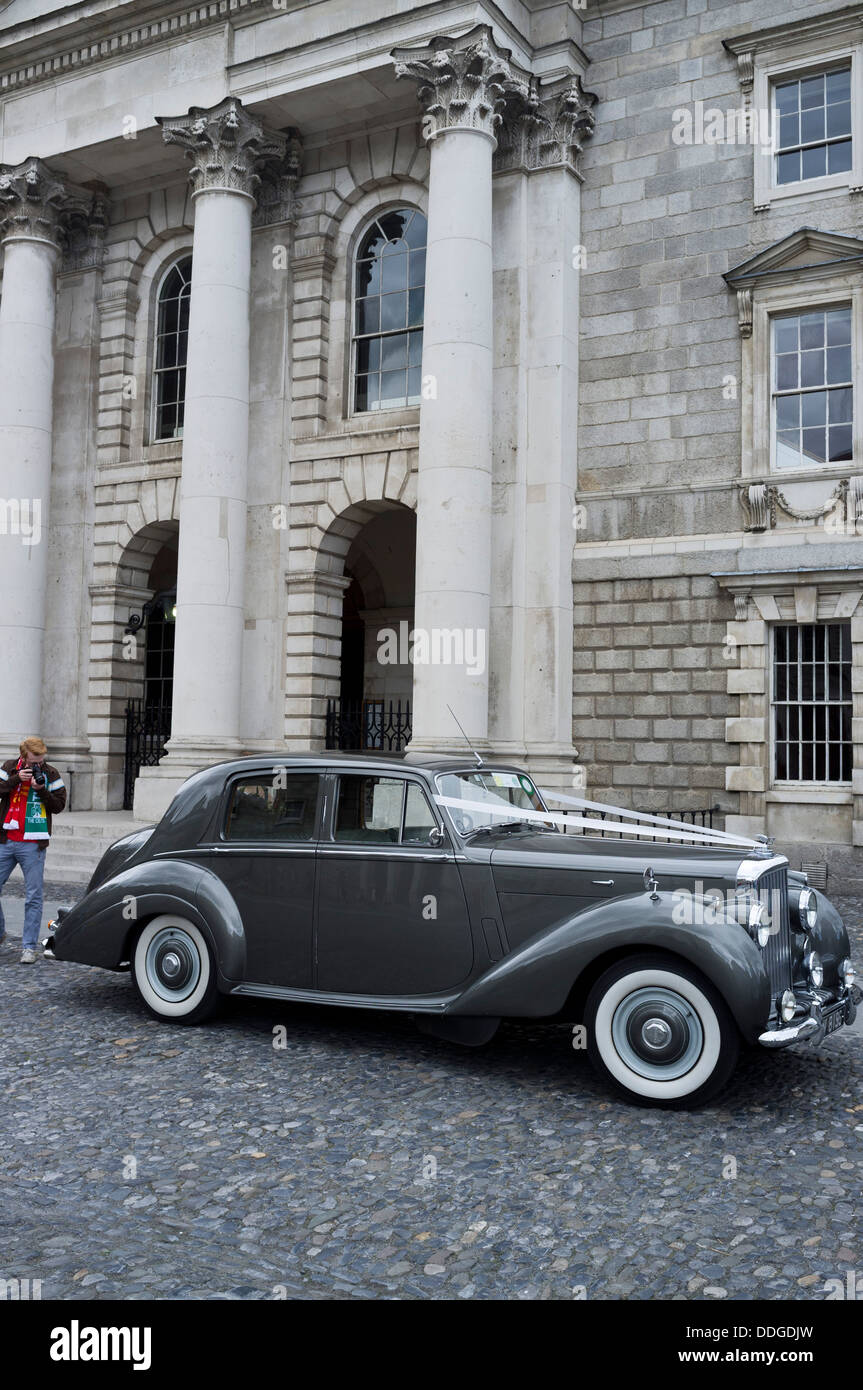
<box><xmin>315</xmin><ymin>772</ymin><xmax>473</xmax><ymax>997</ymax></box>
<box><xmin>208</xmin><ymin>768</ymin><xmax>322</xmax><ymax>988</ymax></box>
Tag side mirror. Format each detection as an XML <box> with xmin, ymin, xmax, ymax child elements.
<box><xmin>429</xmin><ymin>825</ymin><xmax>446</xmax><ymax>848</ymax></box>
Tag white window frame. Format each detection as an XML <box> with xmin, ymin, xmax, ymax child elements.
<box><xmin>752</xmin><ymin>44</ymin><xmax>862</xmax><ymax>211</ymax></box>
<box><xmin>747</xmin><ymin>273</ymin><xmax>863</xmax><ymax>478</ymax></box>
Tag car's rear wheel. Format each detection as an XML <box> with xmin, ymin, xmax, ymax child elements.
<box><xmin>132</xmin><ymin>916</ymin><xmax>220</xmax><ymax>1024</ymax></box>
<box><xmin>584</xmin><ymin>953</ymin><xmax>739</xmax><ymax>1109</ymax></box>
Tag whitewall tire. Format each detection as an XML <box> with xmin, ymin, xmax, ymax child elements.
<box><xmin>132</xmin><ymin>916</ymin><xmax>220</xmax><ymax>1024</ymax></box>
<box><xmin>585</xmin><ymin>954</ymin><xmax>739</xmax><ymax>1108</ymax></box>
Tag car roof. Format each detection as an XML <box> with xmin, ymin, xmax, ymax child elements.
<box><xmin>188</xmin><ymin>752</ymin><xmax>530</xmax><ymax>779</ymax></box>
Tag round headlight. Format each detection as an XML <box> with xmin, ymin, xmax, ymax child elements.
<box><xmin>745</xmin><ymin>900</ymin><xmax>773</xmax><ymax>947</ymax></box>
<box><xmin>840</xmin><ymin>958</ymin><xmax>856</xmax><ymax>989</ymax></box>
<box><xmin>780</xmin><ymin>989</ymin><xmax>797</xmax><ymax>1023</ymax></box>
<box><xmin>798</xmin><ymin>887</ymin><xmax>818</xmax><ymax>931</ymax></box>
<box><xmin>803</xmin><ymin>948</ymin><xmax>823</xmax><ymax>989</ymax></box>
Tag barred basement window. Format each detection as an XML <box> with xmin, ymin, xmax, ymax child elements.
<box><xmin>772</xmin><ymin>623</ymin><xmax>852</xmax><ymax>782</ymax></box>
<box><xmin>152</xmin><ymin>255</ymin><xmax>192</xmax><ymax>441</ymax></box>
<box><xmin>352</xmin><ymin>208</ymin><xmax>426</xmax><ymax>413</ymax></box>
<box><xmin>773</xmin><ymin>66</ymin><xmax>852</xmax><ymax>186</ymax></box>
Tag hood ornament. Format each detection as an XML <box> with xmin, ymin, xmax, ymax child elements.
<box><xmin>643</xmin><ymin>866</ymin><xmax>659</xmax><ymax>900</ymax></box>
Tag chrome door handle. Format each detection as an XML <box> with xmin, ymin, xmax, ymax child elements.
<box><xmin>592</xmin><ymin>878</ymin><xmax>614</xmax><ymax>885</ymax></box>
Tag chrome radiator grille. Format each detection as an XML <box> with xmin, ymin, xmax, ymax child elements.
<box><xmin>757</xmin><ymin>864</ymin><xmax>793</xmax><ymax>1006</ymax></box>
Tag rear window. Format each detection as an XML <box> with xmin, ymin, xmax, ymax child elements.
<box><xmin>225</xmin><ymin>773</ymin><xmax>319</xmax><ymax>841</ymax></box>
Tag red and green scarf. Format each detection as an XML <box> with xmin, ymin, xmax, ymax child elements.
<box><xmin>3</xmin><ymin>777</ymin><xmax>49</xmax><ymax>840</ymax></box>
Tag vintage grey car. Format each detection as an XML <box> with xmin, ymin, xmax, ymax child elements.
<box><xmin>45</xmin><ymin>753</ymin><xmax>859</xmax><ymax>1108</ymax></box>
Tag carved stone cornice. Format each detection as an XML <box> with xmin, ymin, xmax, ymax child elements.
<box><xmin>156</xmin><ymin>97</ymin><xmax>289</xmax><ymax>203</ymax></box>
<box><xmin>739</xmin><ymin>478</ymin><xmax>851</xmax><ymax>531</ymax></box>
<box><xmin>392</xmin><ymin>23</ymin><xmax>527</xmax><ymax>142</ymax></box>
<box><xmin>494</xmin><ymin>73</ymin><xmax>596</xmax><ymax>177</ymax></box>
<box><xmin>0</xmin><ymin>156</ymin><xmax>88</xmax><ymax>248</ymax></box>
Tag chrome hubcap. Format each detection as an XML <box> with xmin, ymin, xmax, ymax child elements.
<box><xmin>641</xmin><ymin>1017</ymin><xmax>672</xmax><ymax>1050</ymax></box>
<box><xmin>145</xmin><ymin>928</ymin><xmax>201</xmax><ymax>1003</ymax></box>
<box><xmin>611</xmin><ymin>986</ymin><xmax>704</xmax><ymax>1080</ymax></box>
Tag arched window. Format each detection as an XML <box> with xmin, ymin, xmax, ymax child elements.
<box><xmin>152</xmin><ymin>255</ymin><xmax>192</xmax><ymax>441</ymax></box>
<box><xmin>353</xmin><ymin>208</ymin><xmax>426</xmax><ymax>413</ymax></box>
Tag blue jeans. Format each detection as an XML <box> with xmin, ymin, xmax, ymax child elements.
<box><xmin>0</xmin><ymin>841</ymin><xmax>46</xmax><ymax>950</ymax></box>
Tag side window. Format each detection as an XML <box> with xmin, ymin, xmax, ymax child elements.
<box><xmin>334</xmin><ymin>776</ymin><xmax>405</xmax><ymax>844</ymax></box>
<box><xmin>402</xmin><ymin>783</ymin><xmax>438</xmax><ymax>844</ymax></box>
<box><xmin>225</xmin><ymin>774</ymin><xmax>319</xmax><ymax>842</ymax></box>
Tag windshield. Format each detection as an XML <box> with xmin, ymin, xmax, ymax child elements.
<box><xmin>434</xmin><ymin>769</ymin><xmax>549</xmax><ymax>837</ymax></box>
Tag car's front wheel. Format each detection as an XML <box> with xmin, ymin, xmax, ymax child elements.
<box><xmin>132</xmin><ymin>916</ymin><xmax>220</xmax><ymax>1024</ymax></box>
<box><xmin>584</xmin><ymin>953</ymin><xmax>739</xmax><ymax>1108</ymax></box>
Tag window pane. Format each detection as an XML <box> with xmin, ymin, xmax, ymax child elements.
<box><xmin>356</xmin><ymin>297</ymin><xmax>380</xmax><ymax>335</ymax></box>
<box><xmin>775</xmin><ymin>319</ymin><xmax>799</xmax><ymax>353</ymax></box>
<box><xmin>826</xmin><ymin>344</ymin><xmax>851</xmax><ymax>382</ymax></box>
<box><xmin>776</xmin><ymin>353</ymin><xmax>799</xmax><ymax>390</ymax></box>
<box><xmin>801</xmin><ymin>144</ymin><xmax>827</xmax><ymax>179</ymax></box>
<box><xmin>402</xmin><ymin>784</ymin><xmax>437</xmax><ymax>844</ymax></box>
<box><xmin>775</xmin><ymin>80</ymin><xmax>798</xmax><ymax>114</ymax></box>
<box><xmin>802</xmin><ymin>428</ymin><xmax>826</xmax><ymax>463</ymax></box>
<box><xmin>408</xmin><ymin>288</ymin><xmax>425</xmax><ymax>328</ymax></box>
<box><xmin>226</xmin><ymin>774</ymin><xmax>319</xmax><ymax>842</ymax></box>
<box><xmin>828</xmin><ymin>385</ymin><xmax>852</xmax><ymax>422</ymax></box>
<box><xmin>800</xmin><ymin>107</ymin><xmax>825</xmax><ymax>144</ymax></box>
<box><xmin>826</xmin><ymin>100</ymin><xmax>851</xmax><ymax>138</ymax></box>
<box><xmin>801</xmin><ymin>390</ymin><xmax>827</xmax><ymax>426</ymax></box>
<box><xmin>800</xmin><ymin>349</ymin><xmax>825</xmax><ymax>387</ymax></box>
<box><xmin>828</xmin><ymin>423</ymin><xmax>853</xmax><ymax>461</ymax></box>
<box><xmin>380</xmin><ymin>370</ymin><xmax>407</xmax><ymax>406</ymax></box>
<box><xmin>826</xmin><ymin>68</ymin><xmax>851</xmax><ymax>103</ymax></box>
<box><xmin>800</xmin><ymin>74</ymin><xmax>824</xmax><ymax>109</ymax></box>
<box><xmin>827</xmin><ymin>307</ymin><xmax>852</xmax><ymax>345</ymax></box>
<box><xmin>334</xmin><ymin>776</ymin><xmax>404</xmax><ymax>843</ymax></box>
<box><xmin>381</xmin><ymin>333</ymin><xmax>408</xmax><ymax>371</ymax></box>
<box><xmin>381</xmin><ymin>253</ymin><xmax>408</xmax><ymax>292</ymax></box>
<box><xmin>356</xmin><ymin>257</ymin><xmax>381</xmax><ymax>297</ymax></box>
<box><xmin>380</xmin><ymin>292</ymin><xmax>406</xmax><ymax>331</ymax></box>
<box><xmin>356</xmin><ymin>337</ymin><xmax>381</xmax><ymax>374</ymax></box>
<box><xmin>403</xmin><ymin>211</ymin><xmax>427</xmax><ymax>249</ymax></box>
<box><xmin>778</xmin><ymin>111</ymin><xmax>799</xmax><ymax>149</ymax></box>
<box><xmin>776</xmin><ymin>150</ymin><xmax>800</xmax><ymax>183</ymax></box>
<box><xmin>828</xmin><ymin>138</ymin><xmax>853</xmax><ymax>175</ymax></box>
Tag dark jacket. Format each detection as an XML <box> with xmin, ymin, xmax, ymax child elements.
<box><xmin>0</xmin><ymin>760</ymin><xmax>67</xmax><ymax>852</ymax></box>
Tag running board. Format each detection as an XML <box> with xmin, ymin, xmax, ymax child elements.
<box><xmin>230</xmin><ymin>982</ymin><xmax>459</xmax><ymax>1013</ymax></box>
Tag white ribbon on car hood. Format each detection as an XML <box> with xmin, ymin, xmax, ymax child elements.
<box><xmin>433</xmin><ymin>789</ymin><xmax>761</xmax><ymax>851</ymax></box>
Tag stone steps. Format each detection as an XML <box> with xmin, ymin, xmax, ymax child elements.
<box><xmin>40</xmin><ymin>813</ymin><xmax>147</xmax><ymax>885</ymax></box>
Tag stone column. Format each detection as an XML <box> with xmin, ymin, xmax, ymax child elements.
<box><xmin>0</xmin><ymin>158</ymin><xmax>81</xmax><ymax>743</ymax></box>
<box><xmin>393</xmin><ymin>25</ymin><xmax>523</xmax><ymax>750</ymax></box>
<box><xmin>491</xmin><ymin>76</ymin><xmax>595</xmax><ymax>790</ymax></box>
<box><xmin>134</xmin><ymin>98</ymin><xmax>288</xmax><ymax>821</ymax></box>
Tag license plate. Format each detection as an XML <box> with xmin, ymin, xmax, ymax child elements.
<box><xmin>824</xmin><ymin>1003</ymin><xmax>848</xmax><ymax>1035</ymax></box>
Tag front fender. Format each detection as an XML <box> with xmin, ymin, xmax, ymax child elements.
<box><xmin>448</xmin><ymin>890</ymin><xmax>771</xmax><ymax>1043</ymax></box>
<box><xmin>52</xmin><ymin>859</ymin><xmax>246</xmax><ymax>984</ymax></box>
<box><xmin>804</xmin><ymin>891</ymin><xmax>851</xmax><ymax>988</ymax></box>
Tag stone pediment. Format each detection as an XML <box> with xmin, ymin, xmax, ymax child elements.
<box><xmin>725</xmin><ymin>228</ymin><xmax>863</xmax><ymax>290</ymax></box>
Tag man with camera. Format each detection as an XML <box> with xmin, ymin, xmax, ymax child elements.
<box><xmin>0</xmin><ymin>737</ymin><xmax>67</xmax><ymax>963</ymax></box>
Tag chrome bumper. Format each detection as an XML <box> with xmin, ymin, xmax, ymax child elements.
<box><xmin>758</xmin><ymin>985</ymin><xmax>860</xmax><ymax>1049</ymax></box>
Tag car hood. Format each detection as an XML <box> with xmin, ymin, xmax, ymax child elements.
<box><xmin>485</xmin><ymin>830</ymin><xmax>768</xmax><ymax>888</ymax></box>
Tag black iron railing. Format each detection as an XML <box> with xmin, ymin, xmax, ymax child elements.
<box><xmin>326</xmin><ymin>698</ymin><xmax>412</xmax><ymax>752</ymax></box>
<box><xmin>124</xmin><ymin>700</ymin><xmax>172</xmax><ymax>809</ymax></box>
<box><xmin>560</xmin><ymin>805</ymin><xmax>721</xmax><ymax>841</ymax></box>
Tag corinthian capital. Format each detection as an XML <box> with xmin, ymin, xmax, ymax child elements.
<box><xmin>156</xmin><ymin>96</ymin><xmax>289</xmax><ymax>201</ymax></box>
<box><xmin>495</xmin><ymin>74</ymin><xmax>596</xmax><ymax>176</ymax></box>
<box><xmin>0</xmin><ymin>157</ymin><xmax>81</xmax><ymax>247</ymax></box>
<box><xmin>392</xmin><ymin>23</ymin><xmax>527</xmax><ymax>142</ymax></box>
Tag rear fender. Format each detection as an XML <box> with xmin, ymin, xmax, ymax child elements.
<box><xmin>448</xmin><ymin>890</ymin><xmax>771</xmax><ymax>1043</ymax></box>
<box><xmin>52</xmin><ymin>859</ymin><xmax>246</xmax><ymax>983</ymax></box>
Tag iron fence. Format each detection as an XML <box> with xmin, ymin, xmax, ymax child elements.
<box><xmin>325</xmin><ymin>698</ymin><xmax>412</xmax><ymax>752</ymax></box>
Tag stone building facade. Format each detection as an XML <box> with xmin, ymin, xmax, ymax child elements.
<box><xmin>1</xmin><ymin>0</ymin><xmax>862</xmax><ymax>877</ymax></box>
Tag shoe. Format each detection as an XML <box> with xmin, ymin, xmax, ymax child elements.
<box><xmin>20</xmin><ymin>949</ymin><xmax>37</xmax><ymax>964</ymax></box>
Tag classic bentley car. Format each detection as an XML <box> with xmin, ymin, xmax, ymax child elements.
<box><xmin>45</xmin><ymin>753</ymin><xmax>859</xmax><ymax>1107</ymax></box>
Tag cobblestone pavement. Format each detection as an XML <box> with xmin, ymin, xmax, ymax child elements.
<box><xmin>1</xmin><ymin>888</ymin><xmax>861</xmax><ymax>1301</ymax></box>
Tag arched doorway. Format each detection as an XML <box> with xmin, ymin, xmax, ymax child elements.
<box><xmin>326</xmin><ymin>507</ymin><xmax>416</xmax><ymax>751</ymax></box>
<box><xmin>122</xmin><ymin>532</ymin><xmax>178</xmax><ymax>807</ymax></box>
